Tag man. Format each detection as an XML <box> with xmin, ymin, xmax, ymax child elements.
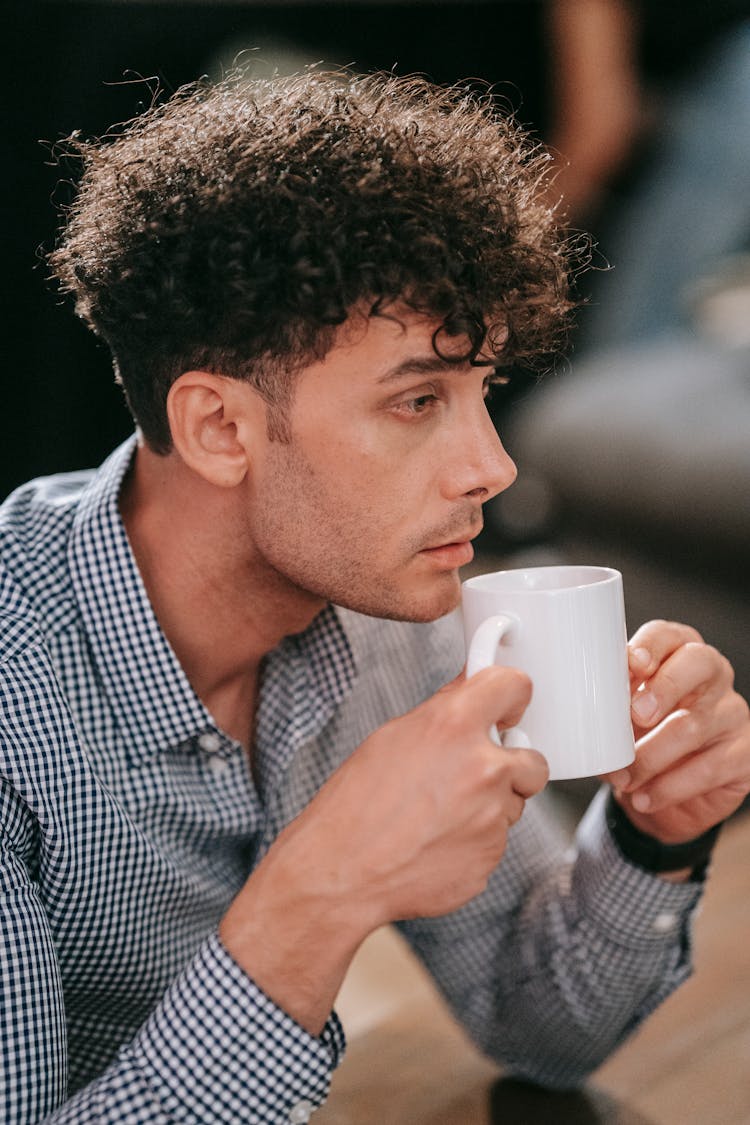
<box><xmin>2</xmin><ymin>71</ymin><xmax>748</xmax><ymax>1124</ymax></box>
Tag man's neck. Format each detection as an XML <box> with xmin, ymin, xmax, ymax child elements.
<box><xmin>119</xmin><ymin>440</ymin><xmax>325</xmax><ymax>749</ymax></box>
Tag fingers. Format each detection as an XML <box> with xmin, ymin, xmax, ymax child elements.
<box><xmin>459</xmin><ymin>667</ymin><xmax>549</xmax><ymax>792</ymax></box>
<box><xmin>630</xmin><ymin>639</ymin><xmax>734</xmax><ymax>730</ymax></box>
<box><xmin>458</xmin><ymin>664</ymin><xmax>533</xmax><ymax>733</ymax></box>
<box><xmin>628</xmin><ymin>619</ymin><xmax>704</xmax><ymax>682</ymax></box>
<box><xmin>506</xmin><ymin>749</ymin><xmax>549</xmax><ymax>798</ymax></box>
<box><xmin>631</xmin><ymin>742</ymin><xmax>750</xmax><ymax>816</ymax></box>
<box><xmin>505</xmin><ymin>790</ymin><xmax>528</xmax><ymax>827</ymax></box>
<box><xmin>620</xmin><ymin>693</ymin><xmax>750</xmax><ymax>811</ymax></box>
<box><xmin>433</xmin><ymin>668</ymin><xmax>548</xmax><ymax>800</ymax></box>
<box><xmin>602</xmin><ymin>622</ymin><xmax>750</xmax><ymax>830</ymax></box>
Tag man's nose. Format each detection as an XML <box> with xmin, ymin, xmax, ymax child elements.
<box><xmin>443</xmin><ymin>409</ymin><xmax>518</xmax><ymax>502</ymax></box>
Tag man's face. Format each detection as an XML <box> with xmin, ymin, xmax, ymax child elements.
<box><xmin>242</xmin><ymin>307</ymin><xmax>517</xmax><ymax>622</ymax></box>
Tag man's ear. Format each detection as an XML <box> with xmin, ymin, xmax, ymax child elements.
<box><xmin>166</xmin><ymin>371</ymin><xmax>265</xmax><ymax>487</ymax></box>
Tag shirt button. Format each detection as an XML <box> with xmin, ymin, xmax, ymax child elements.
<box><xmin>289</xmin><ymin>1101</ymin><xmax>314</xmax><ymax>1124</ymax></box>
<box><xmin>652</xmin><ymin>911</ymin><xmax>678</xmax><ymax>934</ymax></box>
<box><xmin>206</xmin><ymin>754</ymin><xmax>229</xmax><ymax>776</ymax></box>
<box><xmin>198</xmin><ymin>731</ymin><xmax>222</xmax><ymax>753</ymax></box>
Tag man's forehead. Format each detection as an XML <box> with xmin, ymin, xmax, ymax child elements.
<box><xmin>327</xmin><ymin>303</ymin><xmax>505</xmax><ymax>376</ymax></box>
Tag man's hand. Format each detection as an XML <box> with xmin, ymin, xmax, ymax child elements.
<box><xmin>298</xmin><ymin>666</ymin><xmax>548</xmax><ymax>922</ymax></box>
<box><xmin>219</xmin><ymin>666</ymin><xmax>548</xmax><ymax>1033</ymax></box>
<box><xmin>604</xmin><ymin>620</ymin><xmax>750</xmax><ymax>845</ymax></box>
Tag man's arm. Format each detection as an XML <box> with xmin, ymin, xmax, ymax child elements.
<box><xmin>0</xmin><ymin>796</ymin><xmax>344</xmax><ymax>1125</ymax></box>
<box><xmin>397</xmin><ymin>784</ymin><xmax>704</xmax><ymax>1085</ymax></box>
<box><xmin>398</xmin><ymin>621</ymin><xmax>750</xmax><ymax>1085</ymax></box>
<box><xmin>219</xmin><ymin>666</ymin><xmax>549</xmax><ymax>1034</ymax></box>
<box><xmin>1</xmin><ymin>651</ymin><xmax>547</xmax><ymax>1124</ymax></box>
<box><xmin>0</xmin><ymin>650</ymin><xmax>345</xmax><ymax>1125</ymax></box>
<box><xmin>220</xmin><ymin>618</ymin><xmax>748</xmax><ymax>1087</ymax></box>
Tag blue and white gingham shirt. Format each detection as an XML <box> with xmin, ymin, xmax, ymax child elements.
<box><xmin>0</xmin><ymin>436</ymin><xmax>703</xmax><ymax>1124</ymax></box>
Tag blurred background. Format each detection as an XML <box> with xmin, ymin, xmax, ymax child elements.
<box><xmin>7</xmin><ymin>0</ymin><xmax>750</xmax><ymax>703</ymax></box>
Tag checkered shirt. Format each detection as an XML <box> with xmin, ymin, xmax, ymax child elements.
<box><xmin>0</xmin><ymin>436</ymin><xmax>703</xmax><ymax>1123</ymax></box>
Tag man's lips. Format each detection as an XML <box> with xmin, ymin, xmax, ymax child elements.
<box><xmin>420</xmin><ymin>525</ymin><xmax>482</xmax><ymax>553</ymax></box>
<box><xmin>419</xmin><ymin>539</ymin><xmax>476</xmax><ymax>566</ymax></box>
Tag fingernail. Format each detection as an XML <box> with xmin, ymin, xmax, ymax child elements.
<box><xmin>630</xmin><ymin>647</ymin><xmax>651</xmax><ymax>670</ymax></box>
<box><xmin>631</xmin><ymin>791</ymin><xmax>650</xmax><ymax>812</ymax></box>
<box><xmin>632</xmin><ymin>691</ymin><xmax>658</xmax><ymax>724</ymax></box>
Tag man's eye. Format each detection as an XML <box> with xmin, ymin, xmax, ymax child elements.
<box><xmin>408</xmin><ymin>395</ymin><xmax>437</xmax><ymax>412</ymax></box>
<box><xmin>397</xmin><ymin>394</ymin><xmax>438</xmax><ymax>415</ymax></box>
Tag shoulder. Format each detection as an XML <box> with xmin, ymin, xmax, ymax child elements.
<box><xmin>0</xmin><ymin>582</ymin><xmax>77</xmax><ymax>792</ymax></box>
<box><xmin>0</xmin><ymin>468</ymin><xmax>94</xmax><ymax>567</ymax></box>
<box><xmin>0</xmin><ymin>468</ymin><xmax>96</xmax><ymax>654</ymax></box>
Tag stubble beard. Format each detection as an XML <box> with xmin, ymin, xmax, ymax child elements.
<box><xmin>254</xmin><ymin>442</ymin><xmax>473</xmax><ymax>624</ymax></box>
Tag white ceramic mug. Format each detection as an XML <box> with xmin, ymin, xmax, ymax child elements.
<box><xmin>462</xmin><ymin>565</ymin><xmax>635</xmax><ymax>780</ymax></box>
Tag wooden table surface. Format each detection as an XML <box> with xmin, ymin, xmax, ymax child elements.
<box><xmin>316</xmin><ymin>811</ymin><xmax>750</xmax><ymax>1125</ymax></box>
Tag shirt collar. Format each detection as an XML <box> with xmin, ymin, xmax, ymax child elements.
<box><xmin>69</xmin><ymin>436</ymin><xmax>216</xmax><ymax>762</ymax></box>
<box><xmin>69</xmin><ymin>436</ymin><xmax>357</xmax><ymax>765</ymax></box>
<box><xmin>253</xmin><ymin>603</ymin><xmax>357</xmax><ymax>796</ymax></box>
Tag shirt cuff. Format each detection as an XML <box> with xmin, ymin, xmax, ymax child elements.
<box><xmin>129</xmin><ymin>932</ymin><xmax>345</xmax><ymax>1124</ymax></box>
<box><xmin>572</xmin><ymin>786</ymin><xmax>705</xmax><ymax>951</ymax></box>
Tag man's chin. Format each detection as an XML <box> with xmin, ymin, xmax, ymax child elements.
<box><xmin>340</xmin><ymin>571</ymin><xmax>462</xmax><ymax>624</ymax></box>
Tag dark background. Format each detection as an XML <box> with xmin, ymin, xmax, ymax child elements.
<box><xmin>7</xmin><ymin>0</ymin><xmax>741</xmax><ymax>499</ymax></box>
<box><xmin>9</xmin><ymin>1</ymin><xmax>553</xmax><ymax>499</ymax></box>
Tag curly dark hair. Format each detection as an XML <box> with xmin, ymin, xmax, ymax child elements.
<box><xmin>50</xmin><ymin>70</ymin><xmax>576</xmax><ymax>453</ymax></box>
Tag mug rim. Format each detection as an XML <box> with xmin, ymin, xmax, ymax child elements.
<box><xmin>462</xmin><ymin>564</ymin><xmax>622</xmax><ymax>594</ymax></box>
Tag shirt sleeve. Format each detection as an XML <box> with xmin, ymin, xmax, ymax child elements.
<box><xmin>397</xmin><ymin>785</ymin><xmax>704</xmax><ymax>1088</ymax></box>
<box><xmin>0</xmin><ymin>790</ymin><xmax>344</xmax><ymax>1125</ymax></box>
<box><xmin>54</xmin><ymin>935</ymin><xmax>345</xmax><ymax>1125</ymax></box>
<box><xmin>0</xmin><ymin>807</ymin><xmax>68</xmax><ymax>1121</ymax></box>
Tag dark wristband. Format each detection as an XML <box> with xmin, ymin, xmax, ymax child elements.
<box><xmin>605</xmin><ymin>790</ymin><xmax>722</xmax><ymax>875</ymax></box>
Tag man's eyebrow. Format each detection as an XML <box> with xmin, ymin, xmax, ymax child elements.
<box><xmin>376</xmin><ymin>355</ymin><xmax>495</xmax><ymax>383</ymax></box>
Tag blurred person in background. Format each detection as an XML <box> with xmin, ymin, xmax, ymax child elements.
<box><xmin>489</xmin><ymin>2</ymin><xmax>750</xmax><ymax>706</ymax></box>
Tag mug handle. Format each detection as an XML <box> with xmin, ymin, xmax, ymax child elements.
<box><xmin>466</xmin><ymin>613</ymin><xmax>530</xmax><ymax>749</ymax></box>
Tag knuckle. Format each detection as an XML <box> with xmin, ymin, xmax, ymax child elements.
<box><xmin>728</xmin><ymin>692</ymin><xmax>750</xmax><ymax>729</ymax></box>
<box><xmin>533</xmin><ymin>750</ymin><xmax>551</xmax><ymax>784</ymax></box>
<box><xmin>471</xmin><ymin>800</ymin><xmax>497</xmax><ymax>835</ymax></box>
<box><xmin>686</xmin><ymin>640</ymin><xmax>719</xmax><ymax>668</ymax></box>
<box><xmin>486</xmin><ymin>664</ymin><xmax>532</xmax><ymax>700</ymax></box>
<box><xmin>509</xmin><ymin>796</ymin><xmax>527</xmax><ymax>825</ymax></box>
<box><xmin>658</xmin><ymin>665</ymin><xmax>683</xmax><ymax>699</ymax></box>
<box><xmin>479</xmin><ymin>667</ymin><xmax>532</xmax><ymax>729</ymax></box>
<box><xmin>435</xmin><ymin>690</ymin><xmax>471</xmax><ymax>734</ymax></box>
<box><xmin>739</xmin><ymin>694</ymin><xmax>750</xmax><ymax>725</ymax></box>
<box><xmin>477</xmin><ymin>744</ymin><xmax>503</xmax><ymax>783</ymax></box>
<box><xmin>674</xmin><ymin>708</ymin><xmax>702</xmax><ymax>748</ymax></box>
<box><xmin>647</xmin><ymin>617</ymin><xmax>673</xmax><ymax>633</ymax></box>
<box><xmin>495</xmin><ymin>750</ymin><xmax>521</xmax><ymax>787</ymax></box>
<box><xmin>644</xmin><ymin>619</ymin><xmax>704</xmax><ymax>644</ymax></box>
<box><xmin>513</xmin><ymin>668</ymin><xmax>533</xmax><ymax>700</ymax></box>
<box><xmin>688</xmin><ymin>644</ymin><xmax>734</xmax><ymax>692</ymax></box>
<box><xmin>717</xmin><ymin>652</ymin><xmax>735</xmax><ymax>686</ymax></box>
<box><xmin>695</xmin><ymin>751</ymin><xmax>717</xmax><ymax>789</ymax></box>
<box><xmin>520</xmin><ymin>748</ymin><xmax>549</xmax><ymax>783</ymax></box>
